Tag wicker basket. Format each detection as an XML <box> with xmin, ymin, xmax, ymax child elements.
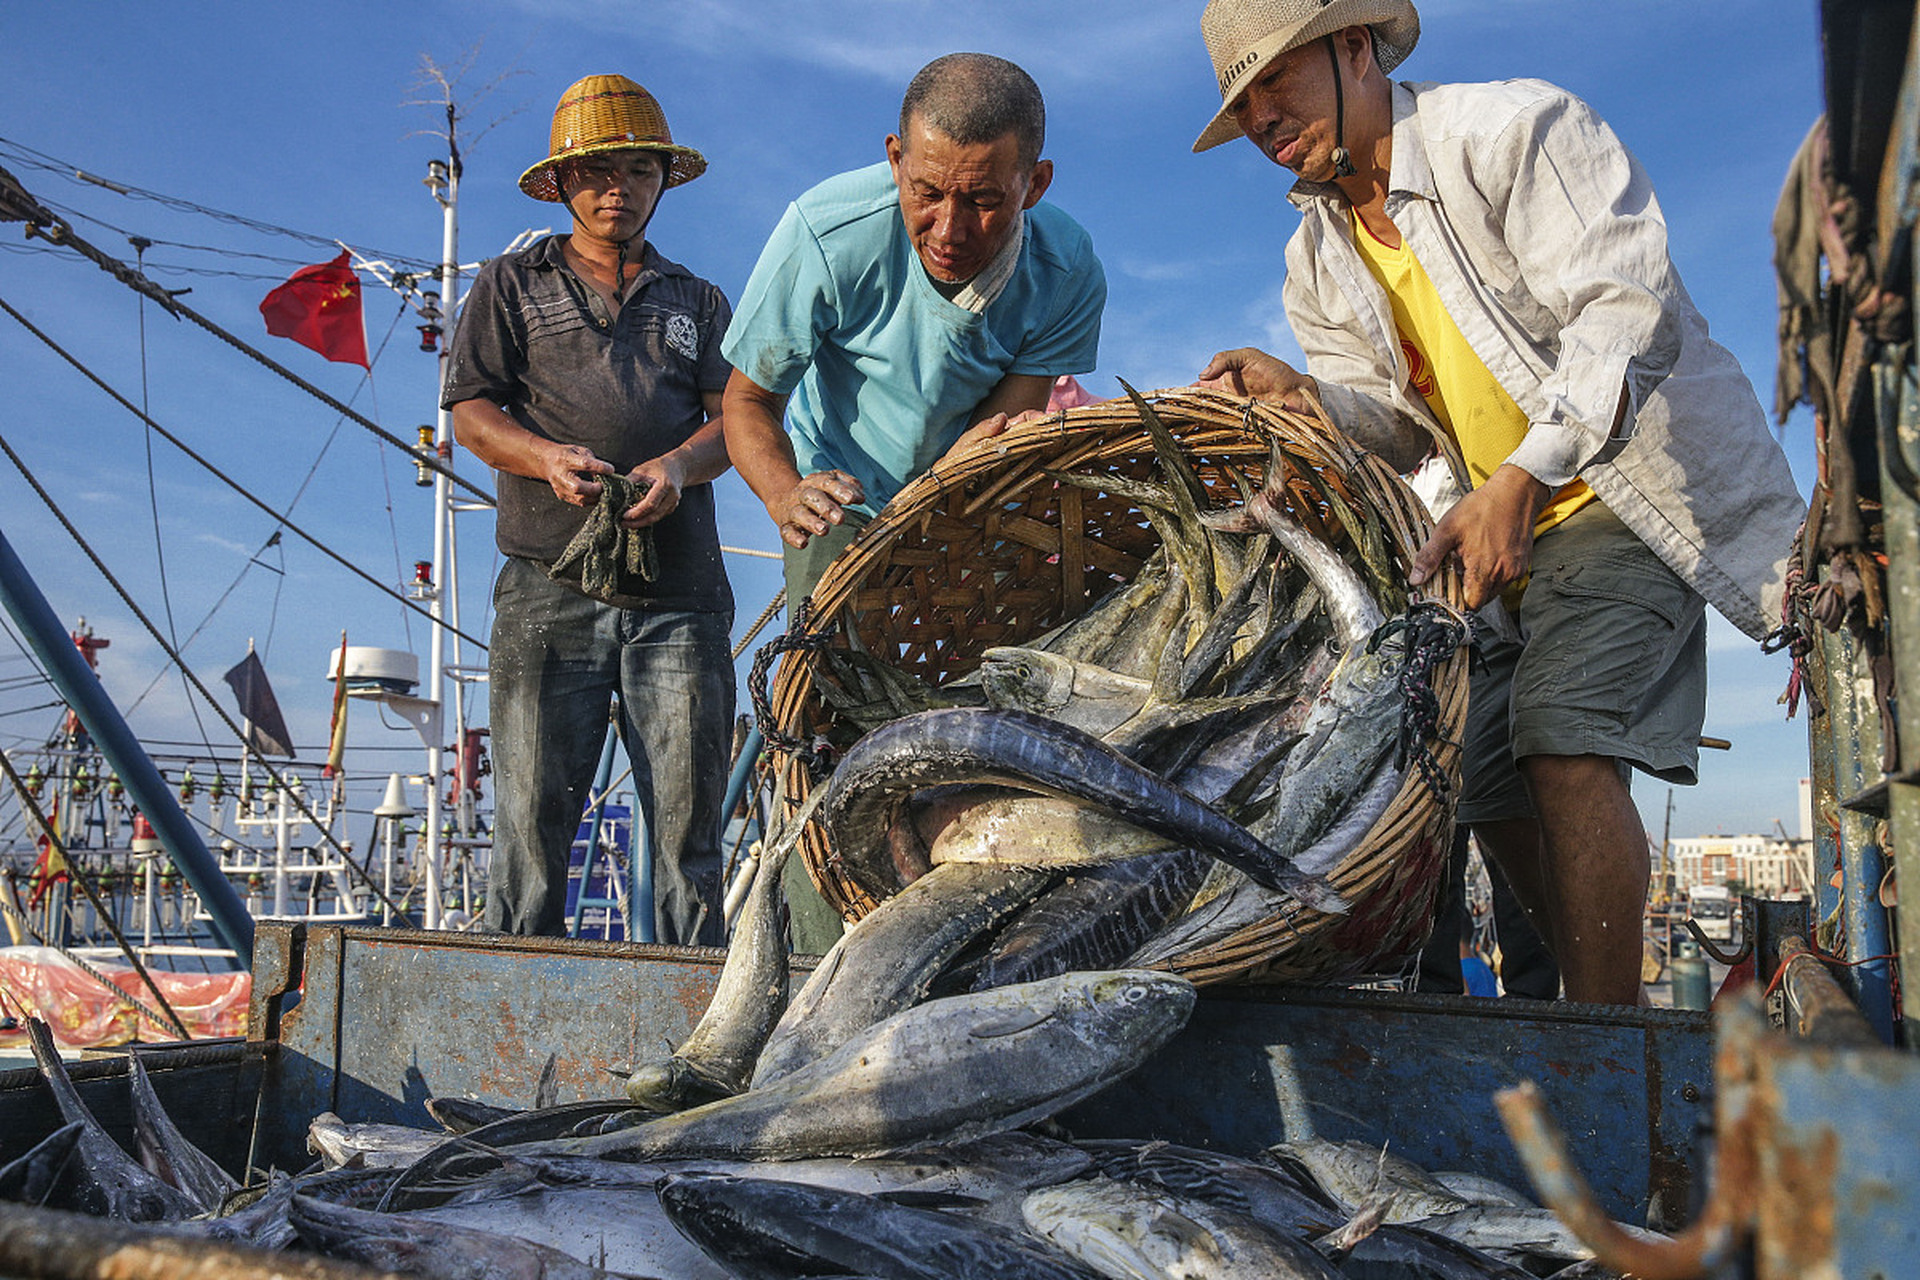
<box><xmin>765</xmin><ymin>388</ymin><xmax>1468</xmax><ymax>986</ymax></box>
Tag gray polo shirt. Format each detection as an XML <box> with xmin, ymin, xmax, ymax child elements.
<box><xmin>444</xmin><ymin>235</ymin><xmax>734</xmax><ymax>614</ymax></box>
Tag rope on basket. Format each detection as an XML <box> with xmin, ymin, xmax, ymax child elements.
<box><xmin>1371</xmin><ymin>601</ymin><xmax>1470</xmax><ymax>801</ymax></box>
<box><xmin>747</xmin><ymin>596</ymin><xmax>839</xmax><ymax>779</ymax></box>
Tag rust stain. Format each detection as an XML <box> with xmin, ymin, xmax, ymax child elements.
<box><xmin>1754</xmin><ymin>1063</ymin><xmax>1839</xmax><ymax>1279</ymax></box>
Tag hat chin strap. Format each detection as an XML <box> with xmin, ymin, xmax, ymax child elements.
<box><xmin>1325</xmin><ymin>36</ymin><xmax>1356</xmax><ymax>179</ymax></box>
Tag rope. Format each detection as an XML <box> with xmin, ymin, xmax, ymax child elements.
<box><xmin>1761</xmin><ymin>520</ymin><xmax>1818</xmax><ymax>718</ymax></box>
<box><xmin>0</xmin><ymin>167</ymin><xmax>491</xmax><ymax>505</ymax></box>
<box><xmin>1369</xmin><ymin>601</ymin><xmax>1470</xmax><ymax>801</ymax></box>
<box><xmin>746</xmin><ymin>597</ymin><xmax>838</xmax><ymax>779</ymax></box>
<box><xmin>0</xmin><ymin>294</ymin><xmax>488</xmax><ymax>652</ymax></box>
<box><xmin>731</xmin><ymin>588</ymin><xmax>787</xmax><ymax>662</ymax></box>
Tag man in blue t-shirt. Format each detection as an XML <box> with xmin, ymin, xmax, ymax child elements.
<box><xmin>722</xmin><ymin>52</ymin><xmax>1107</xmax><ymax>603</ymax></box>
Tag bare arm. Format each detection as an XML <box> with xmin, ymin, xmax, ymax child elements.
<box><xmin>722</xmin><ymin>368</ymin><xmax>862</xmax><ymax>549</ymax></box>
<box><xmin>619</xmin><ymin>389</ymin><xmax>733</xmax><ymax>529</ymax></box>
<box><xmin>451</xmin><ymin>399</ymin><xmax>613</xmax><ymax>507</ymax></box>
<box><xmin>939</xmin><ymin>371</ymin><xmax>1057</xmax><ymax>460</ymax></box>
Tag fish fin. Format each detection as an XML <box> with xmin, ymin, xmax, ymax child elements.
<box><xmin>966</xmin><ymin>1006</ymin><xmax>1056</xmax><ymax>1038</ymax></box>
<box><xmin>875</xmin><ymin>1188</ymin><xmax>993</xmax><ymax>1211</ymax></box>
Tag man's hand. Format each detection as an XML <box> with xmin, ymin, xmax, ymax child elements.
<box><xmin>769</xmin><ymin>470</ymin><xmax>864</xmax><ymax>549</ymax></box>
<box><xmin>619</xmin><ymin>454</ymin><xmax>687</xmax><ymax>529</ymax></box>
<box><xmin>1409</xmin><ymin>464</ymin><xmax>1554</xmax><ymax>609</ymax></box>
<box><xmin>1196</xmin><ymin>348</ymin><xmax>1319</xmax><ymax>412</ymax></box>
<box><xmin>943</xmin><ymin>407</ymin><xmax>1048</xmax><ymax>462</ymax></box>
<box><xmin>542</xmin><ymin>442</ymin><xmax>616</xmax><ymax>506</ymax></box>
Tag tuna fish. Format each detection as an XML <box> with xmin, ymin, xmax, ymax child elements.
<box><xmin>660</xmin><ymin>1172</ymin><xmax>1100</xmax><ymax>1280</ymax></box>
<box><xmin>1021</xmin><ymin>1174</ymin><xmax>1347</xmax><ymax>1279</ymax></box>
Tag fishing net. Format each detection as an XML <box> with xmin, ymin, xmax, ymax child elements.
<box><xmin>764</xmin><ymin>388</ymin><xmax>1469</xmax><ymax>987</ymax></box>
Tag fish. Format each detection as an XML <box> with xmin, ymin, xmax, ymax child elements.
<box><xmin>427</xmin><ymin>1096</ymin><xmax>520</xmax><ymax>1134</ymax></box>
<box><xmin>23</xmin><ymin>1017</ymin><xmax>198</xmax><ymax>1221</ymax></box>
<box><xmin>1256</xmin><ymin>632</ymin><xmax>1407</xmax><ymax>875</ymax></box>
<box><xmin>751</xmin><ymin>861</ymin><xmax>1054</xmax><ymax>1086</ymax></box>
<box><xmin>1413</xmin><ymin>1206</ymin><xmax>1671</xmax><ymax>1265</ymax></box>
<box><xmin>972</xmin><ymin>852</ymin><xmax>1217</xmax><ymax>989</ymax></box>
<box><xmin>289</xmin><ymin>1192</ymin><xmax>646</xmax><ymax>1280</ymax></box>
<box><xmin>1337</xmin><ymin>1223</ymin><xmax>1541</xmax><ymax>1280</ymax></box>
<box><xmin>659</xmin><ymin>1172</ymin><xmax>1100</xmax><ymax>1280</ymax></box>
<box><xmin>127</xmin><ymin>1051</ymin><xmax>239</xmax><ymax>1213</ymax></box>
<box><xmin>1021</xmin><ymin>1174</ymin><xmax>1347</xmax><ymax>1279</ymax></box>
<box><xmin>1075</xmin><ymin>1139</ymin><xmax>1342</xmax><ymax>1239</ymax></box>
<box><xmin>928</xmin><ymin>795</ymin><xmax>1178</xmax><ymax>868</ymax></box>
<box><xmin>978</xmin><ymin>647</ymin><xmax>1153</xmax><ymax>737</ymax></box>
<box><xmin>308</xmin><ymin>1111</ymin><xmax>450</xmax><ymax>1170</ymax></box>
<box><xmin>1262</xmin><ymin>1140</ymin><xmax>1469</xmax><ymax>1225</ymax></box>
<box><xmin>405</xmin><ymin>1183</ymin><xmax>732</xmax><ymax>1280</ymax></box>
<box><xmin>198</xmin><ymin>1165</ymin><xmax>401</xmax><ymax>1251</ymax></box>
<box><xmin>0</xmin><ymin>1121</ymin><xmax>84</xmax><ymax>1208</ymax></box>
<box><xmin>1429</xmin><ymin>1170</ymin><xmax>1536</xmax><ymax>1209</ymax></box>
<box><xmin>627</xmin><ymin>811</ymin><xmax>799</xmax><ymax>1110</ymax></box>
<box><xmin>814</xmin><ymin>707</ymin><xmax>1343</xmax><ymax>914</ymax></box>
<box><xmin>497</xmin><ymin>971</ymin><xmax>1193</xmax><ymax>1167</ymax></box>
<box><xmin>1126</xmin><ymin>632</ymin><xmax>1411</xmax><ymax>965</ymax></box>
<box><xmin>1204</xmin><ymin>485</ymin><xmax>1384</xmax><ymax>653</ymax></box>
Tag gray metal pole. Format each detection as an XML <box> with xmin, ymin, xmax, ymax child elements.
<box><xmin>0</xmin><ymin>526</ymin><xmax>254</xmax><ymax>963</ymax></box>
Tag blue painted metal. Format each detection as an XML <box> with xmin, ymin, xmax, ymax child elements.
<box><xmin>565</xmin><ymin>803</ymin><xmax>633</xmax><ymax>941</ymax></box>
<box><xmin>0</xmin><ymin>526</ymin><xmax>254</xmax><ymax>964</ymax></box>
<box><xmin>1764</xmin><ymin>1044</ymin><xmax>1920</xmax><ymax>1273</ymax></box>
<box><xmin>1818</xmin><ymin>625</ymin><xmax>1896</xmax><ymax>1040</ymax></box>
<box><xmin>720</xmin><ymin>724</ymin><xmax>763</xmax><ymax>834</ymax></box>
<box><xmin>254</xmin><ymin>925</ymin><xmax>1709</xmax><ymax>1223</ymax></box>
<box><xmin>1881</xmin><ymin>71</ymin><xmax>1920</xmax><ymax>1027</ymax></box>
<box><xmin>629</xmin><ymin>799</ymin><xmax>654</xmax><ymax>945</ymax></box>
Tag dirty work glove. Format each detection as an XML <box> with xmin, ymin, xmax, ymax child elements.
<box><xmin>548</xmin><ymin>473</ymin><xmax>660</xmax><ymax>600</ymax></box>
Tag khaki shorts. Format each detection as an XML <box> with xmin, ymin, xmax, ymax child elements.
<box><xmin>1456</xmin><ymin>502</ymin><xmax>1707</xmax><ymax>825</ymax></box>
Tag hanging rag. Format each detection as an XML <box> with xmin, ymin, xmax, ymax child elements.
<box><xmin>548</xmin><ymin>473</ymin><xmax>660</xmax><ymax>601</ymax></box>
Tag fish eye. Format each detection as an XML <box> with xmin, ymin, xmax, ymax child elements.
<box><xmin>1122</xmin><ymin>982</ymin><xmax>1149</xmax><ymax>1003</ymax></box>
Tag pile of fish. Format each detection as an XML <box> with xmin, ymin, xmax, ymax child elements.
<box><xmin>0</xmin><ymin>398</ymin><xmax>1504</xmax><ymax>1279</ymax></box>
<box><xmin>781</xmin><ymin>386</ymin><xmax>1463</xmax><ymax>993</ymax></box>
<box><xmin>2</xmin><ymin>1013</ymin><xmax>1663</xmax><ymax>1278</ymax></box>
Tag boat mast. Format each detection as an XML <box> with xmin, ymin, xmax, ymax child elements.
<box><xmin>418</xmin><ymin>121</ymin><xmax>462</xmax><ymax>931</ymax></box>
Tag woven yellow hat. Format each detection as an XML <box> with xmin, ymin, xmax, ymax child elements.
<box><xmin>519</xmin><ymin>74</ymin><xmax>707</xmax><ymax>200</ymax></box>
<box><xmin>1193</xmin><ymin>0</ymin><xmax>1419</xmax><ymax>152</ymax></box>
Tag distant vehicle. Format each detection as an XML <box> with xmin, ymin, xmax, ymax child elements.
<box><xmin>1686</xmin><ymin>884</ymin><xmax>1736</xmax><ymax>943</ymax></box>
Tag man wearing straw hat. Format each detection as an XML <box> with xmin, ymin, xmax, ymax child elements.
<box><xmin>721</xmin><ymin>52</ymin><xmax>1106</xmax><ymax>953</ymax></box>
<box><xmin>444</xmin><ymin>75</ymin><xmax>735</xmax><ymax>944</ymax></box>
<box><xmin>1189</xmin><ymin>1</ymin><xmax>1802</xmax><ymax>1003</ymax></box>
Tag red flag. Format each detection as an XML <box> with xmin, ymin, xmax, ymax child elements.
<box><xmin>259</xmin><ymin>251</ymin><xmax>369</xmax><ymax>367</ymax></box>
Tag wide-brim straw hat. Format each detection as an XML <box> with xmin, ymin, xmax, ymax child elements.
<box><xmin>1193</xmin><ymin>0</ymin><xmax>1419</xmax><ymax>153</ymax></box>
<box><xmin>519</xmin><ymin>74</ymin><xmax>707</xmax><ymax>200</ymax></box>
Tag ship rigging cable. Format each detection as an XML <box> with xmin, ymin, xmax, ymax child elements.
<box><xmin>0</xmin><ymin>135</ymin><xmax>439</xmax><ymax>272</ymax></box>
<box><xmin>0</xmin><ymin>294</ymin><xmax>488</xmax><ymax>652</ymax></box>
<box><xmin>0</xmin><ymin>428</ymin><xmax>426</xmax><ymax>925</ymax></box>
<box><xmin>0</xmin><ymin>163</ymin><xmax>493</xmax><ymax>506</ymax></box>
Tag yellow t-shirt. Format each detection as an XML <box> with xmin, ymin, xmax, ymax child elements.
<box><xmin>1348</xmin><ymin>211</ymin><xmax>1593</xmax><ymax>535</ymax></box>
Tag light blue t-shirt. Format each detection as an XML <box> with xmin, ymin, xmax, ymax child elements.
<box><xmin>723</xmin><ymin>161</ymin><xmax>1106</xmax><ymax>515</ymax></box>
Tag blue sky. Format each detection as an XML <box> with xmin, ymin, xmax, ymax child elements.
<box><xmin>0</xmin><ymin>1</ymin><xmax>1824</xmax><ymax>842</ymax></box>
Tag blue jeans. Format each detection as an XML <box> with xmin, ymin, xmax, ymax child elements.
<box><xmin>486</xmin><ymin>558</ymin><xmax>734</xmax><ymax>943</ymax></box>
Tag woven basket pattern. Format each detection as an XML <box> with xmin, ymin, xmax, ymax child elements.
<box><xmin>768</xmin><ymin>389</ymin><xmax>1467</xmax><ymax>986</ymax></box>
